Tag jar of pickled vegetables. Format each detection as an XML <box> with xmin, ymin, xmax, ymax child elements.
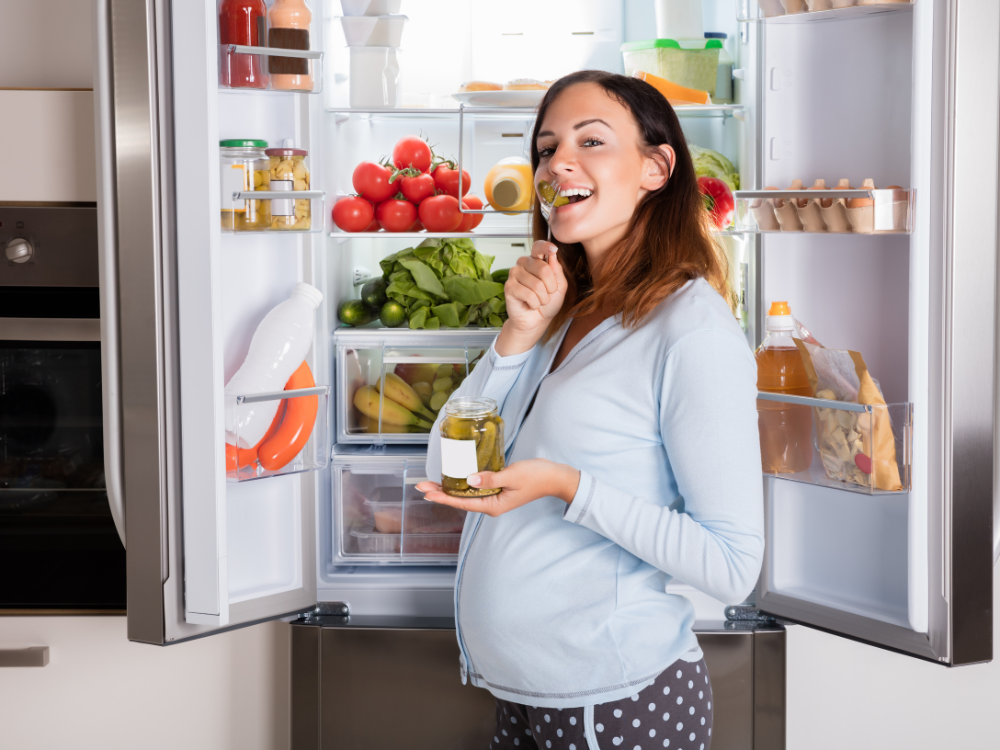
<box><xmin>439</xmin><ymin>397</ymin><xmax>505</xmax><ymax>498</ymax></box>
<box><xmin>220</xmin><ymin>139</ymin><xmax>270</xmax><ymax>231</ymax></box>
<box><xmin>265</xmin><ymin>145</ymin><xmax>311</xmax><ymax>230</ymax></box>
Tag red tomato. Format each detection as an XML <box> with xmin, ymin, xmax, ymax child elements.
<box><xmin>462</xmin><ymin>194</ymin><xmax>485</xmax><ymax>230</ymax></box>
<box><xmin>418</xmin><ymin>194</ymin><xmax>463</xmax><ymax>232</ymax></box>
<box><xmin>365</xmin><ymin>217</ymin><xmax>380</xmax><ymax>232</ymax></box>
<box><xmin>432</xmin><ymin>162</ymin><xmax>471</xmax><ymax>199</ymax></box>
<box><xmin>697</xmin><ymin>176</ymin><xmax>735</xmax><ymax>230</ymax></box>
<box><xmin>332</xmin><ymin>195</ymin><xmax>375</xmax><ymax>233</ymax></box>
<box><xmin>392</xmin><ymin>136</ymin><xmax>433</xmax><ymax>173</ymax></box>
<box><xmin>352</xmin><ymin>161</ymin><xmax>396</xmax><ymax>203</ymax></box>
<box><xmin>410</xmin><ymin>218</ymin><xmax>424</xmax><ymax>232</ymax></box>
<box><xmin>399</xmin><ymin>172</ymin><xmax>436</xmax><ymax>205</ymax></box>
<box><xmin>375</xmin><ymin>199</ymin><xmax>418</xmax><ymax>233</ymax></box>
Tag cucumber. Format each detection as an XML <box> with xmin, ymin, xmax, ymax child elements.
<box><xmin>379</xmin><ymin>301</ymin><xmax>407</xmax><ymax>328</ymax></box>
<box><xmin>361</xmin><ymin>278</ymin><xmax>388</xmax><ymax>310</ymax></box>
<box><xmin>338</xmin><ymin>299</ymin><xmax>373</xmax><ymax>327</ymax></box>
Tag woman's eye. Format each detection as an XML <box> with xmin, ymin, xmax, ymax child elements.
<box><xmin>583</xmin><ymin>137</ymin><xmax>604</xmax><ymax>148</ymax></box>
<box><xmin>537</xmin><ymin>146</ymin><xmax>554</xmax><ymax>158</ymax></box>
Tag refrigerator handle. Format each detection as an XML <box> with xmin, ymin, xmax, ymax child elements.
<box><xmin>93</xmin><ymin>0</ymin><xmax>126</xmax><ymax>548</ymax></box>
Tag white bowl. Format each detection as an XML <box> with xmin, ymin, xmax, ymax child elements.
<box><xmin>340</xmin><ymin>15</ymin><xmax>408</xmax><ymax>47</ymax></box>
<box><xmin>349</xmin><ymin>47</ymin><xmax>401</xmax><ymax>108</ymax></box>
<box><xmin>340</xmin><ymin>0</ymin><xmax>402</xmax><ymax>17</ymax></box>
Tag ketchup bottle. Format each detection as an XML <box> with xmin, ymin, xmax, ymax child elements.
<box><xmin>219</xmin><ymin>0</ymin><xmax>268</xmax><ymax>89</ymax></box>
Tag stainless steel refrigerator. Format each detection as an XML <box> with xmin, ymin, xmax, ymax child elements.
<box><xmin>94</xmin><ymin>0</ymin><xmax>998</xmax><ymax>747</ymax></box>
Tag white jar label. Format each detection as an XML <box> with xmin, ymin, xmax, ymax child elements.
<box><xmin>221</xmin><ymin>164</ymin><xmax>248</xmax><ymax>209</ymax></box>
<box><xmin>271</xmin><ymin>179</ymin><xmax>294</xmax><ymax>216</ymax></box>
<box><xmin>440</xmin><ymin>437</ymin><xmax>479</xmax><ymax>479</ymax></box>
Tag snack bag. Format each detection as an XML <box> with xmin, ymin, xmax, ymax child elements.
<box><xmin>794</xmin><ymin>340</ymin><xmax>903</xmax><ymax>492</ymax></box>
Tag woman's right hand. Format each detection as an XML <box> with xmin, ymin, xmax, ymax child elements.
<box><xmin>495</xmin><ymin>241</ymin><xmax>568</xmax><ymax>356</ymax></box>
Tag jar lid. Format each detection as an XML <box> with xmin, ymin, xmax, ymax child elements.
<box><xmin>265</xmin><ymin>147</ymin><xmax>308</xmax><ymax>157</ymax></box>
<box><xmin>220</xmin><ymin>139</ymin><xmax>268</xmax><ymax>148</ymax></box>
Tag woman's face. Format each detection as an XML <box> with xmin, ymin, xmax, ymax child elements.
<box><xmin>535</xmin><ymin>82</ymin><xmax>673</xmax><ymax>254</ymax></box>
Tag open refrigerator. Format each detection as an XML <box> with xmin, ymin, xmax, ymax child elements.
<box><xmin>94</xmin><ymin>0</ymin><xmax>997</xmax><ymax>677</ymax></box>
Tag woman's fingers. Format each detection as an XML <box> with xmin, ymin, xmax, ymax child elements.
<box><xmin>516</xmin><ymin>255</ymin><xmax>559</xmax><ymax>295</ymax></box>
<box><xmin>415</xmin><ymin>481</ymin><xmax>442</xmax><ymax>494</ymax></box>
<box><xmin>506</xmin><ymin>268</ymin><xmax>551</xmax><ymax>309</ymax></box>
<box><xmin>530</xmin><ymin>240</ymin><xmax>557</xmax><ymax>260</ymax></box>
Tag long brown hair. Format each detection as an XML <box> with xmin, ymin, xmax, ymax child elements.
<box><xmin>531</xmin><ymin>70</ymin><xmax>732</xmax><ymax>337</ymax></box>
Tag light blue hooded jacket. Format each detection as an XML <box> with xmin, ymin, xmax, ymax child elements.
<box><xmin>426</xmin><ymin>278</ymin><xmax>765</xmax><ymax>709</ymax></box>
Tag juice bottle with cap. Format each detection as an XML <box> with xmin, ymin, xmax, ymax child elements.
<box><xmin>484</xmin><ymin>157</ymin><xmax>533</xmax><ymax>215</ymax></box>
<box><xmin>756</xmin><ymin>301</ymin><xmax>813</xmax><ymax>474</ymax></box>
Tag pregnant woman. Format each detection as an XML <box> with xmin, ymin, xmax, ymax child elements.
<box><xmin>417</xmin><ymin>70</ymin><xmax>764</xmax><ymax>750</ymax></box>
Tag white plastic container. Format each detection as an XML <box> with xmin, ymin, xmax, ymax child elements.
<box><xmin>349</xmin><ymin>46</ymin><xmax>401</xmax><ymax>108</ymax></box>
<box><xmin>340</xmin><ymin>0</ymin><xmax>401</xmax><ymax>16</ymax></box>
<box><xmin>224</xmin><ymin>282</ymin><xmax>323</xmax><ymax>447</ymax></box>
<box><xmin>654</xmin><ymin>0</ymin><xmax>704</xmax><ymax>40</ymax></box>
<box><xmin>339</xmin><ymin>15</ymin><xmax>408</xmax><ymax>47</ymax></box>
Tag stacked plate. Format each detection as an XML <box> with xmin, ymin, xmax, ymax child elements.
<box><xmin>340</xmin><ymin>0</ymin><xmax>407</xmax><ymax>108</ymax></box>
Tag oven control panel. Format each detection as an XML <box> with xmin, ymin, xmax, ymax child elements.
<box><xmin>0</xmin><ymin>205</ymin><xmax>98</xmax><ymax>287</ymax></box>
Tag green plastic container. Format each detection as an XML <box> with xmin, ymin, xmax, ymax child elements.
<box><xmin>620</xmin><ymin>38</ymin><xmax>722</xmax><ymax>97</ymax></box>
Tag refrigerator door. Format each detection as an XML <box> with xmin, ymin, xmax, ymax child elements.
<box><xmin>96</xmin><ymin>0</ymin><xmax>317</xmax><ymax>644</ymax></box>
<box><xmin>754</xmin><ymin>0</ymin><xmax>997</xmax><ymax>665</ymax></box>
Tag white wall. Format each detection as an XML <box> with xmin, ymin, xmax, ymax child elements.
<box><xmin>0</xmin><ymin>2</ymin><xmax>290</xmax><ymax>749</ymax></box>
<box><xmin>0</xmin><ymin>618</ymin><xmax>290</xmax><ymax>750</ymax></box>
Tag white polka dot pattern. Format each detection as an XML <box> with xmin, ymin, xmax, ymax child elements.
<box><xmin>488</xmin><ymin>658</ymin><xmax>710</xmax><ymax>750</ymax></box>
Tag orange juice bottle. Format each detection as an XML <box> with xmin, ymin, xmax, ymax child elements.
<box><xmin>484</xmin><ymin>157</ymin><xmax>533</xmax><ymax>215</ymax></box>
<box><xmin>756</xmin><ymin>301</ymin><xmax>813</xmax><ymax>474</ymax></box>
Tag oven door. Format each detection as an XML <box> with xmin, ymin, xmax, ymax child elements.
<box><xmin>0</xmin><ymin>315</ymin><xmax>125</xmax><ymax>612</ymax></box>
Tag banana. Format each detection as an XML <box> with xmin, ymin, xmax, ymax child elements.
<box><xmin>353</xmin><ymin>385</ymin><xmax>433</xmax><ymax>428</ymax></box>
<box><xmin>376</xmin><ymin>373</ymin><xmax>438</xmax><ymax>420</ymax></box>
<box><xmin>364</xmin><ymin>421</ymin><xmax>429</xmax><ymax>434</ymax></box>
<box><xmin>411</xmin><ymin>381</ymin><xmax>433</xmax><ymax>406</ymax></box>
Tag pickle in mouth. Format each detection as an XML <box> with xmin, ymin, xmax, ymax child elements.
<box><xmin>537</xmin><ymin>180</ymin><xmax>569</xmax><ymax>209</ymax></box>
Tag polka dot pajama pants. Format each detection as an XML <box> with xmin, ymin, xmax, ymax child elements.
<box><xmin>489</xmin><ymin>658</ymin><xmax>713</xmax><ymax>750</ymax></box>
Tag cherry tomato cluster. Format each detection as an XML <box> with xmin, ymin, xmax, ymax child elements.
<box><xmin>332</xmin><ymin>135</ymin><xmax>485</xmax><ymax>234</ymax></box>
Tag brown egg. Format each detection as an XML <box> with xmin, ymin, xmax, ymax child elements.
<box><xmin>810</xmin><ymin>178</ymin><xmax>832</xmax><ymax>208</ymax></box>
<box><xmin>847</xmin><ymin>178</ymin><xmax>875</xmax><ymax>208</ymax></box>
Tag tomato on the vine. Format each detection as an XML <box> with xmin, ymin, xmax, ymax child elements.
<box><xmin>375</xmin><ymin>198</ymin><xmax>418</xmax><ymax>233</ymax></box>
<box><xmin>398</xmin><ymin>171</ymin><xmax>436</xmax><ymax>205</ymax></box>
<box><xmin>352</xmin><ymin>161</ymin><xmax>396</xmax><ymax>203</ymax></box>
<box><xmin>418</xmin><ymin>194</ymin><xmax>463</xmax><ymax>232</ymax></box>
<box><xmin>456</xmin><ymin>194</ymin><xmax>485</xmax><ymax>232</ymax></box>
<box><xmin>332</xmin><ymin>195</ymin><xmax>375</xmax><ymax>233</ymax></box>
<box><xmin>432</xmin><ymin>161</ymin><xmax>471</xmax><ymax>199</ymax></box>
<box><xmin>392</xmin><ymin>136</ymin><xmax>433</xmax><ymax>174</ymax></box>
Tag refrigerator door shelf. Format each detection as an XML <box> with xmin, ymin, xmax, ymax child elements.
<box><xmin>223</xmin><ymin>191</ymin><xmax>325</xmax><ymax>233</ymax></box>
<box><xmin>734</xmin><ymin>189</ymin><xmax>913</xmax><ymax>234</ymax></box>
<box><xmin>227</xmin><ymin>385</ymin><xmax>331</xmax><ymax>483</ymax></box>
<box><xmin>738</xmin><ymin>0</ymin><xmax>914</xmax><ymax>24</ymax></box>
<box><xmin>758</xmin><ymin>393</ymin><xmax>912</xmax><ymax>495</ymax></box>
<box><xmin>219</xmin><ymin>45</ymin><xmax>324</xmax><ymax>95</ymax></box>
<box><xmin>334</xmin><ymin>453</ymin><xmax>464</xmax><ymax>565</ymax></box>
<box><xmin>326</xmin><ymin>104</ymin><xmax>744</xmax><ymax>121</ymax></box>
<box><xmin>334</xmin><ymin>328</ymin><xmax>497</xmax><ymax>445</ymax></box>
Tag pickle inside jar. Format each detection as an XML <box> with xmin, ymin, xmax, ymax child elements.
<box><xmin>441</xmin><ymin>415</ymin><xmax>505</xmax><ymax>498</ymax></box>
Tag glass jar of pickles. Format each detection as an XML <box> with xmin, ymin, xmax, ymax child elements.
<box><xmin>265</xmin><ymin>145</ymin><xmax>311</xmax><ymax>231</ymax></box>
<box><xmin>220</xmin><ymin>139</ymin><xmax>270</xmax><ymax>231</ymax></box>
<box><xmin>439</xmin><ymin>397</ymin><xmax>505</xmax><ymax>497</ymax></box>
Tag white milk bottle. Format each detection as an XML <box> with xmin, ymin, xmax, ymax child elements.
<box><xmin>225</xmin><ymin>282</ymin><xmax>323</xmax><ymax>447</ymax></box>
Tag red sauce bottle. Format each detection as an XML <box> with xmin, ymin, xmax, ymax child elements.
<box><xmin>219</xmin><ymin>0</ymin><xmax>268</xmax><ymax>89</ymax></box>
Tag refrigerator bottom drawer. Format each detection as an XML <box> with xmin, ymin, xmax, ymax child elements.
<box><xmin>290</xmin><ymin>621</ymin><xmax>785</xmax><ymax>750</ymax></box>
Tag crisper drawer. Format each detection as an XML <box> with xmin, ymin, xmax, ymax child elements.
<box><xmin>333</xmin><ymin>452</ymin><xmax>466</xmax><ymax>565</ymax></box>
<box><xmin>333</xmin><ymin>327</ymin><xmax>498</xmax><ymax>445</ymax></box>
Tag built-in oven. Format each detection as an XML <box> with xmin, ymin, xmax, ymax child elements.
<box><xmin>0</xmin><ymin>205</ymin><xmax>125</xmax><ymax>612</ymax></box>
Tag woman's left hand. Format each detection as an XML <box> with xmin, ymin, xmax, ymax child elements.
<box><xmin>416</xmin><ymin>459</ymin><xmax>581</xmax><ymax>517</ymax></box>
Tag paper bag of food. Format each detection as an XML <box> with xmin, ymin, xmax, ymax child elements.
<box><xmin>794</xmin><ymin>340</ymin><xmax>902</xmax><ymax>491</ymax></box>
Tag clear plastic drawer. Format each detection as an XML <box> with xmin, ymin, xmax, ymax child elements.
<box><xmin>333</xmin><ymin>452</ymin><xmax>465</xmax><ymax>565</ymax></box>
<box><xmin>334</xmin><ymin>328</ymin><xmax>497</xmax><ymax>445</ymax></box>
<box><xmin>757</xmin><ymin>391</ymin><xmax>912</xmax><ymax>495</ymax></box>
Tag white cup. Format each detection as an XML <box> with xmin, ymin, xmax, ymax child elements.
<box><xmin>654</xmin><ymin>0</ymin><xmax>704</xmax><ymax>40</ymax></box>
<box><xmin>349</xmin><ymin>46</ymin><xmax>401</xmax><ymax>108</ymax></box>
<box><xmin>340</xmin><ymin>0</ymin><xmax>402</xmax><ymax>16</ymax></box>
<box><xmin>340</xmin><ymin>15</ymin><xmax>408</xmax><ymax>47</ymax></box>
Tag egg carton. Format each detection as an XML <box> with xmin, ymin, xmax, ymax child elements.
<box><xmin>750</xmin><ymin>0</ymin><xmax>913</xmax><ymax>19</ymax></box>
<box><xmin>734</xmin><ymin>180</ymin><xmax>913</xmax><ymax>235</ymax></box>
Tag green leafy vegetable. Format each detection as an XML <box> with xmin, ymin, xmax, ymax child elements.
<box><xmin>689</xmin><ymin>145</ymin><xmax>740</xmax><ymax>192</ymax></box>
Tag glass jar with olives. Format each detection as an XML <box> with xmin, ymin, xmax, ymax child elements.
<box><xmin>265</xmin><ymin>145</ymin><xmax>311</xmax><ymax>231</ymax></box>
<box><xmin>219</xmin><ymin>139</ymin><xmax>271</xmax><ymax>231</ymax></box>
<box><xmin>439</xmin><ymin>397</ymin><xmax>505</xmax><ymax>498</ymax></box>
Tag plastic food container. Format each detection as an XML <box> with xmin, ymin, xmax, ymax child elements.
<box><xmin>439</xmin><ymin>397</ymin><xmax>505</xmax><ymax>498</ymax></box>
<box><xmin>220</xmin><ymin>139</ymin><xmax>270</xmax><ymax>231</ymax></box>
<box><xmin>366</xmin><ymin>488</ymin><xmax>466</xmax><ymax>534</ymax></box>
<box><xmin>340</xmin><ymin>15</ymin><xmax>408</xmax><ymax>47</ymax></box>
<box><xmin>704</xmin><ymin>32</ymin><xmax>733</xmax><ymax>103</ymax></box>
<box><xmin>264</xmin><ymin>145</ymin><xmax>311</xmax><ymax>230</ymax></box>
<box><xmin>349</xmin><ymin>46</ymin><xmax>401</xmax><ymax>108</ymax></box>
<box><xmin>350</xmin><ymin>527</ymin><xmax>462</xmax><ymax>555</ymax></box>
<box><xmin>620</xmin><ymin>38</ymin><xmax>722</xmax><ymax>96</ymax></box>
<box><xmin>340</xmin><ymin>0</ymin><xmax>401</xmax><ymax>15</ymax></box>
